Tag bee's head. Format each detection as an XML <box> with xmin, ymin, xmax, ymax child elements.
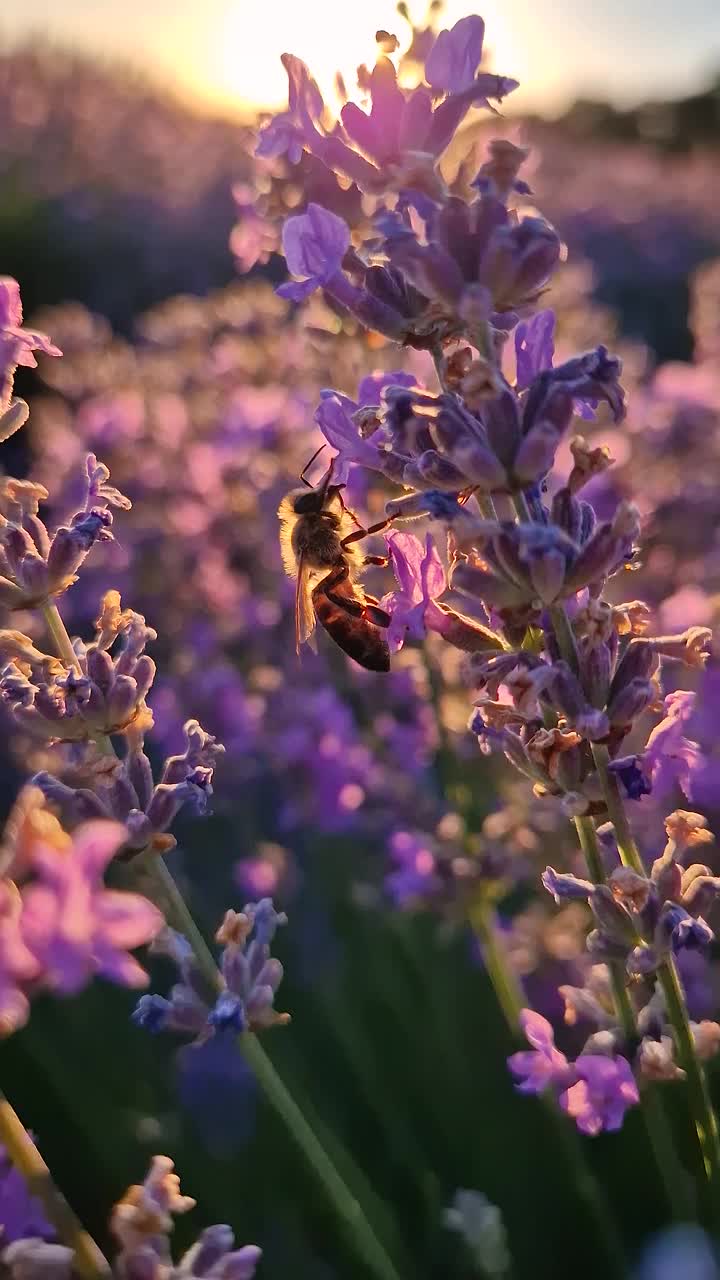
<box><xmin>292</xmin><ymin>467</ymin><xmax>343</xmax><ymax>514</ymax></box>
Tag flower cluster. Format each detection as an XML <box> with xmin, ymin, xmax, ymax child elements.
<box><xmin>509</xmin><ymin>1009</ymin><xmax>639</xmax><ymax>1136</ymax></box>
<box><xmin>0</xmin><ymin>787</ymin><xmax>162</xmax><ymax>1034</ymax></box>
<box><xmin>1</xmin><ymin>1156</ymin><xmax>260</xmax><ymax>1279</ymax></box>
<box><xmin>133</xmin><ymin>899</ymin><xmax>289</xmax><ymax>1041</ymax></box>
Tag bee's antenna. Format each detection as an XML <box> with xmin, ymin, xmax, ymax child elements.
<box><xmin>299</xmin><ymin>444</ymin><xmax>327</xmax><ymax>487</ymax></box>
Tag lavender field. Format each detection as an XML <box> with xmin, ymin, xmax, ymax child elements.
<box><xmin>0</xmin><ymin>6</ymin><xmax>720</xmax><ymax>1278</ymax></box>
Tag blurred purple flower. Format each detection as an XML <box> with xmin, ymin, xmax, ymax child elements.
<box><xmin>0</xmin><ymin>881</ymin><xmax>38</xmax><ymax>1035</ymax></box>
<box><xmin>508</xmin><ymin>1010</ymin><xmax>573</xmax><ymax>1094</ymax></box>
<box><xmin>277</xmin><ymin>204</ymin><xmax>349</xmax><ymax>302</ymax></box>
<box><xmin>560</xmin><ymin>1053</ymin><xmax>639</xmax><ymax>1136</ymax></box>
<box><xmin>20</xmin><ymin>820</ymin><xmax>163</xmax><ymax>994</ymax></box>
<box><xmin>643</xmin><ymin>691</ymin><xmax>702</xmax><ymax>801</ymax></box>
<box><xmin>0</xmin><ymin>277</ymin><xmax>61</xmax><ymax>414</ymax></box>
<box><xmin>0</xmin><ymin>1143</ymin><xmax>54</xmax><ymax>1244</ymax></box>
<box><xmin>385</xmin><ymin>830</ymin><xmax>441</xmax><ymax>906</ymax></box>
<box><xmin>509</xmin><ymin>1010</ymin><xmax>639</xmax><ymax>1134</ymax></box>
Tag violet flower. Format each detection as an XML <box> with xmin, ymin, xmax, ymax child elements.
<box><xmin>383</xmin><ymin>530</ymin><xmax>502</xmax><ymax>654</ymax></box>
<box><xmin>508</xmin><ymin>1010</ymin><xmax>639</xmax><ymax>1134</ymax></box>
<box><xmin>255</xmin><ymin>53</ymin><xmax>325</xmax><ymax>165</ymax></box>
<box><xmin>259</xmin><ymin>21</ymin><xmax>517</xmax><ymax>195</ymax></box>
<box><xmin>514</xmin><ymin>310</ymin><xmax>556</xmax><ymax>393</ymax></box>
<box><xmin>507</xmin><ymin>1009</ymin><xmax>573</xmax><ymax>1095</ymax></box>
<box><xmin>642</xmin><ymin>691</ymin><xmax>702</xmax><ymax>801</ymax></box>
<box><xmin>0</xmin><ymin>1143</ymin><xmax>54</xmax><ymax>1243</ymax></box>
<box><xmin>276</xmin><ymin>203</ymin><xmax>350</xmax><ymax>303</ymax></box>
<box><xmin>0</xmin><ymin>882</ymin><xmax>39</xmax><ymax>1036</ymax></box>
<box><xmin>0</xmin><ymin>277</ymin><xmax>61</xmax><ymax>418</ymax></box>
<box><xmin>383</xmin><ymin>531</ymin><xmax>447</xmax><ymax>652</ymax></box>
<box><xmin>560</xmin><ymin>1053</ymin><xmax>639</xmax><ymax>1136</ymax></box>
<box><xmin>385</xmin><ymin>830</ymin><xmax>442</xmax><ymax>906</ymax></box>
<box><xmin>315</xmin><ymin>370</ymin><xmax>417</xmax><ymax>484</ymax></box>
<box><xmin>134</xmin><ymin>899</ymin><xmax>289</xmax><ymax>1041</ymax></box>
<box><xmin>33</xmin><ymin>716</ymin><xmax>224</xmax><ymax>857</ymax></box>
<box><xmin>0</xmin><ymin>453</ymin><xmax>129</xmax><ymax>611</ymax></box>
<box><xmin>424</xmin><ymin>15</ymin><xmax>486</xmax><ymax>93</ymax></box>
<box><xmin>20</xmin><ymin>819</ymin><xmax>163</xmax><ymax>994</ymax></box>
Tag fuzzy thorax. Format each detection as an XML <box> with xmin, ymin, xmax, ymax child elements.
<box><xmin>278</xmin><ymin>490</ymin><xmax>363</xmax><ymax>581</ymax></box>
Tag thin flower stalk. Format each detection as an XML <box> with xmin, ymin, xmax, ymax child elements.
<box><xmin>0</xmin><ymin>1089</ymin><xmax>111</xmax><ymax>1278</ymax></box>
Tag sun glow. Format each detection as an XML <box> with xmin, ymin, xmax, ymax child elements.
<box><xmin>206</xmin><ymin>0</ymin><xmax>529</xmax><ymax>116</ymax></box>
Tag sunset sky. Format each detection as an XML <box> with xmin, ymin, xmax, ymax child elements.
<box><xmin>1</xmin><ymin>0</ymin><xmax>719</xmax><ymax>118</ymax></box>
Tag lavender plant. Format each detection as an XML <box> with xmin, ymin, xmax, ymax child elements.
<box><xmin>3</xmin><ymin>8</ymin><xmax>720</xmax><ymax>1280</ymax></box>
<box><xmin>261</xmin><ymin>3</ymin><xmax>720</xmax><ymax>1230</ymax></box>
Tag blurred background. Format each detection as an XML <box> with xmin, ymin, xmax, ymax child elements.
<box><xmin>1</xmin><ymin>3</ymin><xmax>720</xmax><ymax>1278</ymax></box>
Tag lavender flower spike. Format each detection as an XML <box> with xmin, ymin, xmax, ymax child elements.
<box><xmin>134</xmin><ymin>900</ymin><xmax>289</xmax><ymax>1040</ymax></box>
<box><xmin>111</xmin><ymin>1157</ymin><xmax>261</xmax><ymax>1278</ymax></box>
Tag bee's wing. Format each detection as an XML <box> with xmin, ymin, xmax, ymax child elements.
<box><xmin>295</xmin><ymin>554</ymin><xmax>318</xmax><ymax>654</ymax></box>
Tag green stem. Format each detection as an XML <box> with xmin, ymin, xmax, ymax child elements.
<box><xmin>431</xmin><ymin>343</ymin><xmax>448</xmax><ymax>393</ymax></box>
<box><xmin>658</xmin><ymin>960</ymin><xmax>720</xmax><ymax>1203</ymax></box>
<box><xmin>0</xmin><ymin>1090</ymin><xmax>110</xmax><ymax>1278</ymax></box>
<box><xmin>477</xmin><ymin>493</ymin><xmax>499</xmax><ymax>520</ymax></box>
<box><xmin>469</xmin><ymin>899</ymin><xmax>524</xmax><ymax>1030</ymax></box>
<box><xmin>547</xmin><ymin>603</ymin><xmax>580</xmax><ymax>675</ymax></box>
<box><xmin>42</xmin><ymin>602</ymin><xmax>82</xmax><ymax>675</ymax></box>
<box><xmin>512</xmin><ymin>491</ymin><xmax>533</xmax><ymax>524</ymax></box>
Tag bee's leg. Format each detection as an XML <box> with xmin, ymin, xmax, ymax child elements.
<box><xmin>341</xmin><ymin>516</ymin><xmax>394</xmax><ymax>549</ymax></box>
<box><xmin>363</xmin><ymin>554</ymin><xmax>388</xmax><ymax>567</ymax></box>
<box><xmin>299</xmin><ymin>443</ymin><xmax>327</xmax><ymax>487</ymax></box>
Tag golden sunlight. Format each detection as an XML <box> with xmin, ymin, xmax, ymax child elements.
<box><xmin>206</xmin><ymin>0</ymin><xmax>530</xmax><ymax>115</ymax></box>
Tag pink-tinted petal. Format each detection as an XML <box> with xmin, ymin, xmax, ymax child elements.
<box><xmin>386</xmin><ymin>531</ymin><xmax>425</xmax><ymax>601</ymax></box>
<box><xmin>92</xmin><ymin>943</ymin><xmax>149</xmax><ymax>988</ymax></box>
<box><xmin>420</xmin><ymin>534</ymin><xmax>446</xmax><ymax>602</ymax></box>
<box><xmin>93</xmin><ymin>891</ymin><xmax>163</xmax><ymax>949</ymax></box>
<box><xmin>560</xmin><ymin>1079</ymin><xmax>601</xmax><ymax>1135</ymax></box>
<box><xmin>71</xmin><ymin>820</ymin><xmax>127</xmax><ymax>876</ymax></box>
<box><xmin>20</xmin><ymin>885</ymin><xmax>60</xmax><ymax>953</ymax></box>
<box><xmin>0</xmin><ymin>981</ymin><xmax>30</xmax><ymax>1035</ymax></box>
<box><xmin>519</xmin><ymin>1008</ymin><xmax>556</xmax><ymax>1052</ymax></box>
<box><xmin>0</xmin><ymin>278</ymin><xmax>23</xmax><ymax>328</ymax></box>
<box><xmin>399</xmin><ymin>86</ymin><xmax>433</xmax><ymax>152</ymax></box>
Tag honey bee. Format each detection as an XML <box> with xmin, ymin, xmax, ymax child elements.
<box><xmin>278</xmin><ymin>451</ymin><xmax>392</xmax><ymax>672</ymax></box>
